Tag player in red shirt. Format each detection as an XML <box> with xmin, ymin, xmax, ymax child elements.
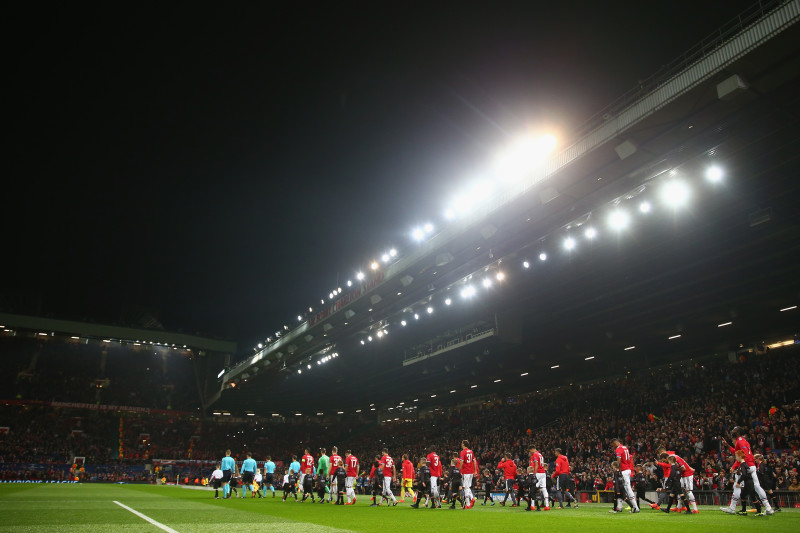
<box><xmin>379</xmin><ymin>448</ymin><xmax>398</xmax><ymax>506</ymax></box>
<box><xmin>343</xmin><ymin>450</ymin><xmax>359</xmax><ymax>505</ymax></box>
<box><xmin>459</xmin><ymin>440</ymin><xmax>478</xmax><ymax>508</ymax></box>
<box><xmin>300</xmin><ymin>448</ymin><xmax>314</xmax><ymax>496</ymax></box>
<box><xmin>426</xmin><ymin>446</ymin><xmax>443</xmax><ymax>508</ymax></box>
<box><xmin>655</xmin><ymin>446</ymin><xmax>698</xmax><ymax>513</ymax></box>
<box><xmin>611</xmin><ymin>438</ymin><xmax>640</xmax><ymax>513</ymax></box>
<box><xmin>328</xmin><ymin>446</ymin><xmax>343</xmax><ymax>503</ymax></box>
<box><xmin>529</xmin><ymin>446</ymin><xmax>550</xmax><ymax>510</ymax></box>
<box><xmin>497</xmin><ymin>453</ymin><xmax>517</xmax><ymax>506</ymax></box>
<box><xmin>720</xmin><ymin>427</ymin><xmax>774</xmax><ymax>514</ymax></box>
<box><xmin>553</xmin><ymin>448</ymin><xmax>577</xmax><ymax>508</ymax></box>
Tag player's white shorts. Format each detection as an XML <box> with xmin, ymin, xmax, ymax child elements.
<box><xmin>620</xmin><ymin>469</ymin><xmax>635</xmax><ymax>498</ymax></box>
<box><xmin>430</xmin><ymin>476</ymin><xmax>439</xmax><ymax>494</ymax></box>
<box><xmin>462</xmin><ymin>473</ymin><xmax>473</xmax><ymax>491</ymax></box>
<box><xmin>346</xmin><ymin>476</ymin><xmax>355</xmax><ymax>490</ymax></box>
<box><xmin>680</xmin><ymin>475</ymin><xmax>694</xmax><ymax>492</ymax></box>
<box><xmin>383</xmin><ymin>476</ymin><xmax>394</xmax><ymax>495</ymax></box>
<box><xmin>298</xmin><ymin>473</ymin><xmax>306</xmax><ymax>489</ymax></box>
<box><xmin>535</xmin><ymin>472</ymin><xmax>547</xmax><ymax>489</ymax></box>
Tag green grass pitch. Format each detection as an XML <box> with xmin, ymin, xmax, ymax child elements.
<box><xmin>0</xmin><ymin>484</ymin><xmax>795</xmax><ymax>532</ymax></box>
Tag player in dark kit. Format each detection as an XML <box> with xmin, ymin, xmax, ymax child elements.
<box><xmin>734</xmin><ymin>450</ymin><xmax>763</xmax><ymax>516</ymax></box>
<box><xmin>660</xmin><ymin>456</ymin><xmax>691</xmax><ymax>514</ymax></box>
<box><xmin>755</xmin><ymin>454</ymin><xmax>780</xmax><ymax>512</ymax></box>
<box><xmin>369</xmin><ymin>455</ymin><xmax>383</xmax><ymax>506</ymax></box>
<box><xmin>523</xmin><ymin>466</ymin><xmax>542</xmax><ymax>511</ymax></box>
<box><xmin>411</xmin><ymin>457</ymin><xmax>431</xmax><ymax>508</ymax></box>
<box><xmin>633</xmin><ymin>464</ymin><xmax>657</xmax><ymax>510</ymax></box>
<box><xmin>447</xmin><ymin>458</ymin><xmax>464</xmax><ymax>509</ymax></box>
<box><xmin>609</xmin><ymin>461</ymin><xmax>625</xmax><ymax>513</ymax></box>
<box><xmin>301</xmin><ymin>472</ymin><xmax>316</xmax><ymax>502</ymax></box>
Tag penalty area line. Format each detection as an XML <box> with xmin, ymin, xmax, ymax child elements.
<box><xmin>113</xmin><ymin>500</ymin><xmax>180</xmax><ymax>533</ymax></box>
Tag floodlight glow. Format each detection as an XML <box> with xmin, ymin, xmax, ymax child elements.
<box><xmin>360</xmin><ymin>340</ymin><xmax>365</xmax><ymax>345</ymax></box>
<box><xmin>297</xmin><ymin>369</ymin><xmax>302</xmax><ymax>374</ymax></box>
<box><xmin>346</xmin><ymin>280</ymin><xmax>352</xmax><ymax>287</ymax></box>
<box><xmin>444</xmin><ymin>208</ymin><xmax>456</xmax><ymax>220</ymax></box>
<box><xmin>482</xmin><ymin>278</ymin><xmax>492</xmax><ymax>288</ymax></box>
<box><xmin>329</xmin><ymin>292</ymin><xmax>334</xmax><ymax>299</ymax></box>
<box><xmin>494</xmin><ymin>379</ymin><xmax>501</xmax><ymax>383</ymax></box>
<box><xmin>412</xmin><ymin>228</ymin><xmax>425</xmax><ymax>241</ymax></box>
<box><xmin>337</xmin><ymin>287</ymin><xmax>342</xmax><ymax>293</ymax></box>
<box><xmin>217</xmin><ymin>369</ymin><xmax>225</xmax><ymax>378</ymax></box>
<box><xmin>706</xmin><ymin>166</ymin><xmax>723</xmax><ymax>183</ymax></box>
<box><xmin>563</xmin><ymin>237</ymin><xmax>576</xmax><ymax>251</ymax></box>
<box><xmin>427</xmin><ymin>306</ymin><xmax>434</xmax><ymax>314</ymax></box>
<box><xmin>461</xmin><ymin>285</ymin><xmax>476</xmax><ymax>298</ymax></box>
<box><xmin>718</xmin><ymin>321</ymin><xmax>732</xmax><ymax>327</ymax></box>
<box><xmin>584</xmin><ymin>227</ymin><xmax>597</xmax><ymax>239</ymax></box>
<box><xmin>370</xmin><ymin>261</ymin><xmax>379</xmax><ymax>270</ymax></box>
<box><xmin>668</xmin><ymin>334</ymin><xmax>681</xmax><ymax>340</ymax></box>
<box><xmin>780</xmin><ymin>305</ymin><xmax>797</xmax><ymax>312</ymax></box>
<box><xmin>423</xmin><ymin>222</ymin><xmax>434</xmax><ymax>233</ymax></box>
<box><xmin>414</xmin><ymin>313</ymin><xmax>419</xmax><ymax>320</ymax></box>
<box><xmin>297</xmin><ymin>315</ymin><xmax>302</xmax><ymax>321</ymax></box>
<box><xmin>496</xmin><ymin>271</ymin><xmax>505</xmax><ymax>281</ymax></box>
<box><xmin>356</xmin><ymin>272</ymin><xmax>365</xmax><ymax>281</ymax></box>
<box><xmin>381</xmin><ymin>253</ymin><xmax>390</xmax><ymax>262</ymax></box>
<box><xmin>624</xmin><ymin>346</ymin><xmax>636</xmax><ymax>351</ymax></box>
<box><xmin>661</xmin><ymin>180</ymin><xmax>690</xmax><ymax>208</ymax></box>
<box><xmin>494</xmin><ymin>134</ymin><xmax>557</xmax><ymax>182</ymax></box>
<box><xmin>585</xmin><ymin>356</ymin><xmax>595</xmax><ymax>360</ymax></box>
<box><xmin>257</xmin><ymin>343</ymin><xmax>263</xmax><ymax>349</ymax></box>
<box><xmin>607</xmin><ymin>209</ymin><xmax>630</xmax><ymax>231</ymax></box>
<box><xmin>307</xmin><ymin>364</ymin><xmax>311</xmax><ymax>369</ymax></box>
<box><xmin>368</xmin><ymin>335</ymin><xmax>373</xmax><ymax>341</ymax></box>
<box><xmin>389</xmin><ymin>248</ymin><xmax>397</xmax><ymax>257</ymax></box>
<box><xmin>639</xmin><ymin>201</ymin><xmax>651</xmax><ymax>214</ymax></box>
<box><xmin>377</xmin><ymin>331</ymin><xmax>383</xmax><ymax>338</ymax></box>
<box><xmin>520</xmin><ymin>372</ymin><xmax>529</xmax><ymax>376</ymax></box>
<box><xmin>539</xmin><ymin>252</ymin><xmax>547</xmax><ymax>261</ymax></box>
<box><xmin>551</xmin><ymin>365</ymin><xmax>560</xmax><ymax>369</ymax></box>
<box><xmin>444</xmin><ymin>298</ymin><xmax>452</xmax><ymax>306</ymax></box>
<box><xmin>523</xmin><ymin>260</ymin><xmax>530</xmax><ymax>269</ymax></box>
<box><xmin>471</xmin><ymin>385</ymin><xmax>477</xmax><ymax>388</ymax></box>
<box><xmin>401</xmin><ymin>320</ymin><xmax>407</xmax><ymax>326</ymax></box>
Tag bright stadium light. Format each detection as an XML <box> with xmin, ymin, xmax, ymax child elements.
<box><xmin>257</xmin><ymin>343</ymin><xmax>263</xmax><ymax>349</ymax></box>
<box><xmin>494</xmin><ymin>134</ymin><xmax>557</xmax><ymax>182</ymax></box>
<box><xmin>584</xmin><ymin>227</ymin><xmax>597</xmax><ymax>239</ymax></box>
<box><xmin>639</xmin><ymin>201</ymin><xmax>651</xmax><ymax>214</ymax></box>
<box><xmin>444</xmin><ymin>298</ymin><xmax>452</xmax><ymax>306</ymax></box>
<box><xmin>389</xmin><ymin>248</ymin><xmax>397</xmax><ymax>257</ymax></box>
<box><xmin>368</xmin><ymin>335</ymin><xmax>373</xmax><ymax>341</ymax></box>
<box><xmin>423</xmin><ymin>222</ymin><xmax>434</xmax><ymax>233</ymax></box>
<box><xmin>412</xmin><ymin>228</ymin><xmax>425</xmax><ymax>241</ymax></box>
<box><xmin>563</xmin><ymin>237</ymin><xmax>576</xmax><ymax>251</ymax></box>
<box><xmin>523</xmin><ymin>260</ymin><xmax>530</xmax><ymax>269</ymax></box>
<box><xmin>346</xmin><ymin>280</ymin><xmax>352</xmax><ymax>287</ymax></box>
<box><xmin>360</xmin><ymin>340</ymin><xmax>365</xmax><ymax>345</ymax></box>
<box><xmin>539</xmin><ymin>252</ymin><xmax>547</xmax><ymax>261</ymax></box>
<box><xmin>482</xmin><ymin>278</ymin><xmax>492</xmax><ymax>288</ymax></box>
<box><xmin>705</xmin><ymin>165</ymin><xmax>724</xmax><ymax>183</ymax></box>
<box><xmin>297</xmin><ymin>315</ymin><xmax>302</xmax><ymax>321</ymax></box>
<box><xmin>661</xmin><ymin>180</ymin><xmax>690</xmax><ymax>208</ymax></box>
<box><xmin>607</xmin><ymin>209</ymin><xmax>630</xmax><ymax>231</ymax></box>
<box><xmin>370</xmin><ymin>261</ymin><xmax>379</xmax><ymax>270</ymax></box>
<box><xmin>401</xmin><ymin>320</ymin><xmax>407</xmax><ymax>326</ymax></box>
<box><xmin>356</xmin><ymin>272</ymin><xmax>365</xmax><ymax>281</ymax></box>
<box><xmin>496</xmin><ymin>271</ymin><xmax>505</xmax><ymax>281</ymax></box>
<box><xmin>297</xmin><ymin>369</ymin><xmax>302</xmax><ymax>374</ymax></box>
<box><xmin>377</xmin><ymin>331</ymin><xmax>383</xmax><ymax>338</ymax></box>
<box><xmin>444</xmin><ymin>208</ymin><xmax>456</xmax><ymax>220</ymax></box>
<box><xmin>461</xmin><ymin>285</ymin><xmax>476</xmax><ymax>298</ymax></box>
<box><xmin>427</xmin><ymin>306</ymin><xmax>434</xmax><ymax>314</ymax></box>
<box><xmin>307</xmin><ymin>364</ymin><xmax>311</xmax><ymax>369</ymax></box>
<box><xmin>381</xmin><ymin>253</ymin><xmax>390</xmax><ymax>262</ymax></box>
<box><xmin>414</xmin><ymin>313</ymin><xmax>420</xmax><ymax>320</ymax></box>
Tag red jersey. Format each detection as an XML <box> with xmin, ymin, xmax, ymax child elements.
<box><xmin>669</xmin><ymin>452</ymin><xmax>695</xmax><ymax>477</ymax></box>
<box><xmin>615</xmin><ymin>445</ymin><xmax>633</xmax><ymax>472</ymax></box>
<box><xmin>530</xmin><ymin>451</ymin><xmax>545</xmax><ymax>474</ymax></box>
<box><xmin>554</xmin><ymin>454</ymin><xmax>570</xmax><ymax>476</ymax></box>
<box><xmin>427</xmin><ymin>452</ymin><xmax>443</xmax><ymax>477</ymax></box>
<box><xmin>498</xmin><ymin>459</ymin><xmax>517</xmax><ymax>480</ymax></box>
<box><xmin>402</xmin><ymin>459</ymin><xmax>414</xmax><ymax>479</ymax></box>
<box><xmin>330</xmin><ymin>454</ymin><xmax>342</xmax><ymax>471</ymax></box>
<box><xmin>380</xmin><ymin>454</ymin><xmax>395</xmax><ymax>477</ymax></box>
<box><xmin>729</xmin><ymin>436</ymin><xmax>755</xmax><ymax>467</ymax></box>
<box><xmin>301</xmin><ymin>454</ymin><xmax>314</xmax><ymax>474</ymax></box>
<box><xmin>459</xmin><ymin>448</ymin><xmax>476</xmax><ymax>475</ymax></box>
<box><xmin>657</xmin><ymin>461</ymin><xmax>672</xmax><ymax>479</ymax></box>
<box><xmin>345</xmin><ymin>455</ymin><xmax>359</xmax><ymax>477</ymax></box>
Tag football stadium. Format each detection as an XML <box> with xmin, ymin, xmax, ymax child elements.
<box><xmin>3</xmin><ymin>1</ymin><xmax>800</xmax><ymax>531</ymax></box>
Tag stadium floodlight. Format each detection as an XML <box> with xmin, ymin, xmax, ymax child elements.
<box><xmin>624</xmin><ymin>346</ymin><xmax>636</xmax><ymax>351</ymax></box>
<box><xmin>444</xmin><ymin>208</ymin><xmax>456</xmax><ymax>220</ymax></box>
<box><xmin>307</xmin><ymin>364</ymin><xmax>311</xmax><ymax>369</ymax></box>
<box><xmin>668</xmin><ymin>334</ymin><xmax>681</xmax><ymax>340</ymax></box>
<box><xmin>482</xmin><ymin>277</ymin><xmax>492</xmax><ymax>288</ymax></box>
<box><xmin>660</xmin><ymin>180</ymin><xmax>690</xmax><ymax>208</ymax></box>
<box><xmin>381</xmin><ymin>253</ymin><xmax>390</xmax><ymax>263</ymax></box>
<box><xmin>321</xmin><ymin>299</ymin><xmax>325</xmax><ymax>304</ymax></box>
<box><xmin>423</xmin><ymin>222</ymin><xmax>434</xmax><ymax>233</ymax></box>
<box><xmin>337</xmin><ymin>287</ymin><xmax>342</xmax><ymax>293</ymax></box>
<box><xmin>718</xmin><ymin>321</ymin><xmax>732</xmax><ymax>327</ymax></box>
<box><xmin>370</xmin><ymin>261</ymin><xmax>379</xmax><ymax>270</ymax></box>
<box><xmin>217</xmin><ymin>369</ymin><xmax>225</xmax><ymax>379</ymax></box>
<box><xmin>461</xmin><ymin>285</ymin><xmax>476</xmax><ymax>298</ymax></box>
<box><xmin>356</xmin><ymin>271</ymin><xmax>365</xmax><ymax>281</ymax></box>
<box><xmin>585</xmin><ymin>356</ymin><xmax>595</xmax><ymax>360</ymax></box>
<box><xmin>389</xmin><ymin>248</ymin><xmax>397</xmax><ymax>257</ymax></box>
<box><xmin>297</xmin><ymin>369</ymin><xmax>302</xmax><ymax>374</ymax></box>
<box><xmin>360</xmin><ymin>340</ymin><xmax>365</xmax><ymax>345</ymax></box>
<box><xmin>431</xmin><ymin>394</ymin><xmax>437</xmax><ymax>398</ymax></box>
<box><xmin>257</xmin><ymin>343</ymin><xmax>263</xmax><ymax>349</ymax></box>
<box><xmin>607</xmin><ymin>209</ymin><xmax>630</xmax><ymax>231</ymax></box>
<box><xmin>520</xmin><ymin>372</ymin><xmax>529</xmax><ymax>376</ymax></box>
<box><xmin>367</xmin><ymin>335</ymin><xmax>373</xmax><ymax>341</ymax></box>
<box><xmin>705</xmin><ymin>165</ymin><xmax>723</xmax><ymax>183</ymax></box>
<box><xmin>329</xmin><ymin>292</ymin><xmax>334</xmax><ymax>299</ymax></box>
<box><xmin>539</xmin><ymin>252</ymin><xmax>547</xmax><ymax>261</ymax></box>
<box><xmin>401</xmin><ymin>320</ymin><xmax>407</xmax><ymax>326</ymax></box>
<box><xmin>563</xmin><ymin>237</ymin><xmax>576</xmax><ymax>251</ymax></box>
<box><xmin>427</xmin><ymin>306</ymin><xmax>434</xmax><ymax>314</ymax></box>
<box><xmin>494</xmin><ymin>134</ymin><xmax>557</xmax><ymax>183</ymax></box>
<box><xmin>551</xmin><ymin>365</ymin><xmax>560</xmax><ymax>369</ymax></box>
<box><xmin>450</xmin><ymin>389</ymin><xmax>456</xmax><ymax>393</ymax></box>
<box><xmin>523</xmin><ymin>260</ymin><xmax>530</xmax><ymax>269</ymax></box>
<box><xmin>639</xmin><ymin>201</ymin><xmax>651</xmax><ymax>214</ymax></box>
<box><xmin>346</xmin><ymin>280</ymin><xmax>352</xmax><ymax>287</ymax></box>
<box><xmin>780</xmin><ymin>305</ymin><xmax>797</xmax><ymax>312</ymax></box>
<box><xmin>494</xmin><ymin>379</ymin><xmax>501</xmax><ymax>383</ymax></box>
<box><xmin>414</xmin><ymin>313</ymin><xmax>419</xmax><ymax>320</ymax></box>
<box><xmin>297</xmin><ymin>315</ymin><xmax>302</xmax><ymax>321</ymax></box>
<box><xmin>584</xmin><ymin>227</ymin><xmax>597</xmax><ymax>239</ymax></box>
<box><xmin>376</xmin><ymin>331</ymin><xmax>383</xmax><ymax>338</ymax></box>
<box><xmin>496</xmin><ymin>271</ymin><xmax>505</xmax><ymax>281</ymax></box>
<box><xmin>444</xmin><ymin>298</ymin><xmax>452</xmax><ymax>306</ymax></box>
<box><xmin>471</xmin><ymin>384</ymin><xmax>477</xmax><ymax>388</ymax></box>
<box><xmin>411</xmin><ymin>228</ymin><xmax>425</xmax><ymax>241</ymax></box>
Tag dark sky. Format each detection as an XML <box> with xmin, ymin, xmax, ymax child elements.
<box><xmin>4</xmin><ymin>1</ymin><xmax>757</xmax><ymax>351</ymax></box>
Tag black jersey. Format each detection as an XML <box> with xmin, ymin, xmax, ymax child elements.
<box><xmin>335</xmin><ymin>466</ymin><xmax>346</xmax><ymax>487</ymax></box>
<box><xmin>302</xmin><ymin>474</ymin><xmax>314</xmax><ymax>492</ymax></box>
<box><xmin>418</xmin><ymin>465</ymin><xmax>431</xmax><ymax>483</ymax></box>
<box><xmin>613</xmin><ymin>471</ymin><xmax>625</xmax><ymax>493</ymax></box>
<box><xmin>449</xmin><ymin>466</ymin><xmax>462</xmax><ymax>487</ymax></box>
<box><xmin>287</xmin><ymin>473</ymin><xmax>298</xmax><ymax>487</ymax></box>
<box><xmin>633</xmin><ymin>472</ymin><xmax>647</xmax><ymax>491</ymax></box>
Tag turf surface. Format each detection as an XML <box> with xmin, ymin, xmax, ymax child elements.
<box><xmin>0</xmin><ymin>484</ymin><xmax>795</xmax><ymax>532</ymax></box>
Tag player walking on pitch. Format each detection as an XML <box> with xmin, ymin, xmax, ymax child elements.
<box><xmin>611</xmin><ymin>438</ymin><xmax>640</xmax><ymax>513</ymax></box>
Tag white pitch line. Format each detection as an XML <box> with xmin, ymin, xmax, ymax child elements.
<box><xmin>113</xmin><ymin>500</ymin><xmax>180</xmax><ymax>533</ymax></box>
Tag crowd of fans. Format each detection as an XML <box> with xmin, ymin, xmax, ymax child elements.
<box><xmin>1</xmin><ymin>331</ymin><xmax>799</xmax><ymax>495</ymax></box>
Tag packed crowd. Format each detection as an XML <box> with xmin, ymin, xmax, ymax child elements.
<box><xmin>1</xmin><ymin>342</ymin><xmax>798</xmax><ymax>493</ymax></box>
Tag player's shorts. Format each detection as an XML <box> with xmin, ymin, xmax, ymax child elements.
<box><xmin>265</xmin><ymin>473</ymin><xmax>274</xmax><ymax>485</ymax></box>
<box><xmin>212</xmin><ymin>478</ymin><xmax>221</xmax><ymax>489</ymax></box>
<box><xmin>680</xmin><ymin>475</ymin><xmax>693</xmax><ymax>492</ymax></box>
<box><xmin>221</xmin><ymin>469</ymin><xmax>232</xmax><ymax>483</ymax></box>
<box><xmin>346</xmin><ymin>476</ymin><xmax>356</xmax><ymax>490</ymax></box>
<box><xmin>242</xmin><ymin>471</ymin><xmax>254</xmax><ymax>484</ymax></box>
<box><xmin>403</xmin><ymin>478</ymin><xmax>413</xmax><ymax>489</ymax></box>
<box><xmin>557</xmin><ymin>473</ymin><xmax>571</xmax><ymax>491</ymax></box>
<box><xmin>535</xmin><ymin>473</ymin><xmax>547</xmax><ymax>490</ymax></box>
<box><xmin>505</xmin><ymin>479</ymin><xmax>515</xmax><ymax>491</ymax></box>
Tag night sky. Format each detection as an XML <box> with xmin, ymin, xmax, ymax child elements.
<box><xmin>4</xmin><ymin>1</ymin><xmax>757</xmax><ymax>351</ymax></box>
